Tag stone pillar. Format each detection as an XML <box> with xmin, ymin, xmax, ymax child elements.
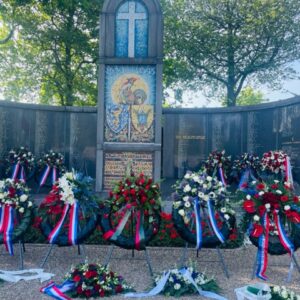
<box><xmin>96</xmin><ymin>0</ymin><xmax>163</xmax><ymax>192</ymax></box>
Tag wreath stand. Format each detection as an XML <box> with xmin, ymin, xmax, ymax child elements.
<box><xmin>0</xmin><ymin>241</ymin><xmax>25</xmax><ymax>270</ymax></box>
<box><xmin>251</xmin><ymin>249</ymin><xmax>300</xmax><ymax>282</ymax></box>
<box><xmin>178</xmin><ymin>206</ymin><xmax>230</xmax><ymax>279</ymax></box>
<box><xmin>103</xmin><ymin>211</ymin><xmax>154</xmax><ymax>277</ymax></box>
<box><xmin>40</xmin><ymin>243</ymin><xmax>87</xmax><ymax>268</ymax></box>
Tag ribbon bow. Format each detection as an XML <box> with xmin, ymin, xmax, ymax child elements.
<box><xmin>11</xmin><ymin>163</ymin><xmax>26</xmax><ymax>182</ymax></box>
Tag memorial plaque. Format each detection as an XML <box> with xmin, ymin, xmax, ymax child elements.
<box><xmin>104</xmin><ymin>151</ymin><xmax>153</xmax><ymax>190</ymax></box>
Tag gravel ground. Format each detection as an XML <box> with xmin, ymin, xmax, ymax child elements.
<box><xmin>1</xmin><ymin>244</ymin><xmax>300</xmax><ymax>299</ymax></box>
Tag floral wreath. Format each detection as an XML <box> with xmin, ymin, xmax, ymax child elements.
<box><xmin>205</xmin><ymin>150</ymin><xmax>231</xmax><ymax>186</ymax></box>
<box><xmin>5</xmin><ymin>147</ymin><xmax>35</xmax><ymax>182</ymax></box>
<box><xmin>240</xmin><ymin>180</ymin><xmax>300</xmax><ymax>279</ymax></box>
<box><xmin>100</xmin><ymin>173</ymin><xmax>161</xmax><ymax>251</ymax></box>
<box><xmin>38</xmin><ymin>171</ymin><xmax>99</xmax><ymax>246</ymax></box>
<box><xmin>41</xmin><ymin>262</ymin><xmax>133</xmax><ymax>298</ymax></box>
<box><xmin>0</xmin><ymin>179</ymin><xmax>34</xmax><ymax>255</ymax></box>
<box><xmin>36</xmin><ymin>150</ymin><xmax>66</xmax><ymax>187</ymax></box>
<box><xmin>172</xmin><ymin>171</ymin><xmax>236</xmax><ymax>249</ymax></box>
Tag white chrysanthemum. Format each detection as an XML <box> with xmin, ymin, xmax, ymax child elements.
<box><xmin>207</xmin><ymin>176</ymin><xmax>212</xmax><ymax>182</ymax></box>
<box><xmin>20</xmin><ymin>194</ymin><xmax>28</xmax><ymax>202</ymax></box>
<box><xmin>27</xmin><ymin>201</ymin><xmax>33</xmax><ymax>207</ymax></box>
<box><xmin>220</xmin><ymin>207</ymin><xmax>226</xmax><ymax>213</ymax></box>
<box><xmin>19</xmin><ymin>207</ymin><xmax>25</xmax><ymax>213</ymax></box>
<box><xmin>183</xmin><ymin>196</ymin><xmax>189</xmax><ymax>202</ymax></box>
<box><xmin>198</xmin><ymin>192</ymin><xmax>204</xmax><ymax>198</ymax></box>
<box><xmin>265</xmin><ymin>203</ymin><xmax>271</xmax><ymax>209</ymax></box>
<box><xmin>183</xmin><ymin>184</ymin><xmax>191</xmax><ymax>193</ymax></box>
<box><xmin>253</xmin><ymin>215</ymin><xmax>260</xmax><ymax>221</ymax></box>
<box><xmin>193</xmin><ymin>176</ymin><xmax>201</xmax><ymax>183</ymax></box>
<box><xmin>258</xmin><ymin>191</ymin><xmax>264</xmax><ymax>196</ymax></box>
<box><xmin>184</xmin><ymin>201</ymin><xmax>191</xmax><ymax>208</ymax></box>
<box><xmin>184</xmin><ymin>173</ymin><xmax>191</xmax><ymax>179</ymax></box>
<box><xmin>174</xmin><ymin>283</ymin><xmax>181</xmax><ymax>290</ymax></box>
<box><xmin>246</xmin><ymin>195</ymin><xmax>251</xmax><ymax>200</ymax></box>
<box><xmin>224</xmin><ymin>214</ymin><xmax>230</xmax><ymax>220</ymax></box>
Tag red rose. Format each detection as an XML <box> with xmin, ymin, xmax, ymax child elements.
<box><xmin>293</xmin><ymin>196</ymin><xmax>299</xmax><ymax>203</ymax></box>
<box><xmin>280</xmin><ymin>195</ymin><xmax>289</xmax><ymax>202</ymax></box>
<box><xmin>258</xmin><ymin>205</ymin><xmax>266</xmax><ymax>216</ymax></box>
<box><xmin>243</xmin><ymin>200</ymin><xmax>256</xmax><ymax>213</ymax></box>
<box><xmin>251</xmin><ymin>224</ymin><xmax>264</xmax><ymax>238</ymax></box>
<box><xmin>161</xmin><ymin>212</ymin><xmax>172</xmax><ymax>221</ymax></box>
<box><xmin>85</xmin><ymin>290</ymin><xmax>92</xmax><ymax>298</ymax></box>
<box><xmin>109</xmin><ymin>191</ymin><xmax>113</xmax><ymax>198</ymax></box>
<box><xmin>256</xmin><ymin>183</ymin><xmax>265</xmax><ymax>190</ymax></box>
<box><xmin>145</xmin><ymin>185</ymin><xmax>150</xmax><ymax>190</ymax></box>
<box><xmin>99</xmin><ymin>289</ymin><xmax>105</xmax><ymax>297</ymax></box>
<box><xmin>130</xmin><ymin>189</ymin><xmax>136</xmax><ymax>195</ymax></box>
<box><xmin>229</xmin><ymin>233</ymin><xmax>238</xmax><ymax>240</ymax></box>
<box><xmin>150</xmin><ymin>199</ymin><xmax>156</xmax><ymax>205</ymax></box>
<box><xmin>140</xmin><ymin>196</ymin><xmax>147</xmax><ymax>204</ymax></box>
<box><xmin>115</xmin><ymin>285</ymin><xmax>123</xmax><ymax>293</ymax></box>
<box><xmin>76</xmin><ymin>286</ymin><xmax>83</xmax><ymax>294</ymax></box>
<box><xmin>73</xmin><ymin>275</ymin><xmax>81</xmax><ymax>282</ymax></box>
<box><xmin>85</xmin><ymin>270</ymin><xmax>98</xmax><ymax>279</ymax></box>
<box><xmin>271</xmin><ymin>184</ymin><xmax>278</xmax><ymax>189</ymax></box>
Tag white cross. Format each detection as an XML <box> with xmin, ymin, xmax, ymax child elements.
<box><xmin>117</xmin><ymin>1</ymin><xmax>147</xmax><ymax>58</ymax></box>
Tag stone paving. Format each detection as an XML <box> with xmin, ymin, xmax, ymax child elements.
<box><xmin>1</xmin><ymin>244</ymin><xmax>300</xmax><ymax>299</ymax></box>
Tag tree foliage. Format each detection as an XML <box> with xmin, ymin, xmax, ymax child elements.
<box><xmin>162</xmin><ymin>0</ymin><xmax>300</xmax><ymax>106</ymax></box>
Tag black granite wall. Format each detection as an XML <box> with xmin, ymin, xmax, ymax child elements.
<box><xmin>0</xmin><ymin>97</ymin><xmax>299</xmax><ymax>184</ymax></box>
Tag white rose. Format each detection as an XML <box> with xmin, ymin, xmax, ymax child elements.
<box><xmin>191</xmin><ymin>188</ymin><xmax>197</xmax><ymax>194</ymax></box>
<box><xmin>258</xmin><ymin>191</ymin><xmax>264</xmax><ymax>196</ymax></box>
<box><xmin>174</xmin><ymin>283</ymin><xmax>181</xmax><ymax>290</ymax></box>
<box><xmin>20</xmin><ymin>194</ymin><xmax>28</xmax><ymax>202</ymax></box>
<box><xmin>276</xmin><ymin>190</ymin><xmax>282</xmax><ymax>195</ymax></box>
<box><xmin>207</xmin><ymin>176</ymin><xmax>212</xmax><ymax>182</ymax></box>
<box><xmin>184</xmin><ymin>201</ymin><xmax>191</xmax><ymax>208</ymax></box>
<box><xmin>246</xmin><ymin>195</ymin><xmax>251</xmax><ymax>200</ymax></box>
<box><xmin>183</xmin><ymin>185</ymin><xmax>191</xmax><ymax>193</ymax></box>
<box><xmin>264</xmin><ymin>203</ymin><xmax>270</xmax><ymax>209</ymax></box>
<box><xmin>183</xmin><ymin>196</ymin><xmax>189</xmax><ymax>202</ymax></box>
<box><xmin>284</xmin><ymin>205</ymin><xmax>291</xmax><ymax>211</ymax></box>
<box><xmin>184</xmin><ymin>173</ymin><xmax>191</xmax><ymax>179</ymax></box>
<box><xmin>224</xmin><ymin>214</ymin><xmax>230</xmax><ymax>220</ymax></box>
<box><xmin>203</xmin><ymin>184</ymin><xmax>208</xmax><ymax>189</ymax></box>
<box><xmin>27</xmin><ymin>201</ymin><xmax>32</xmax><ymax>207</ymax></box>
<box><xmin>274</xmin><ymin>180</ymin><xmax>279</xmax><ymax>184</ymax></box>
<box><xmin>178</xmin><ymin>209</ymin><xmax>185</xmax><ymax>216</ymax></box>
<box><xmin>19</xmin><ymin>207</ymin><xmax>25</xmax><ymax>213</ymax></box>
<box><xmin>253</xmin><ymin>215</ymin><xmax>260</xmax><ymax>221</ymax></box>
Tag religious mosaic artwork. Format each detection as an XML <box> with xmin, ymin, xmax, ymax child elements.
<box><xmin>105</xmin><ymin>65</ymin><xmax>156</xmax><ymax>143</ymax></box>
<box><xmin>103</xmin><ymin>151</ymin><xmax>153</xmax><ymax>190</ymax></box>
<box><xmin>115</xmin><ymin>0</ymin><xmax>148</xmax><ymax>58</ymax></box>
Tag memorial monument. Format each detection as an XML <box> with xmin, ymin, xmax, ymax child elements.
<box><xmin>96</xmin><ymin>0</ymin><xmax>163</xmax><ymax>192</ymax></box>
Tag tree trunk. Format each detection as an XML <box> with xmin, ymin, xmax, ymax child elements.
<box><xmin>226</xmin><ymin>83</ymin><xmax>237</xmax><ymax>107</ymax></box>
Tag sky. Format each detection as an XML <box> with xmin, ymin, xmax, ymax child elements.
<box><xmin>173</xmin><ymin>61</ymin><xmax>300</xmax><ymax>108</ymax></box>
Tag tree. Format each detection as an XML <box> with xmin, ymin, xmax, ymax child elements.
<box><xmin>0</xmin><ymin>0</ymin><xmax>102</xmax><ymax>106</ymax></box>
<box><xmin>162</xmin><ymin>0</ymin><xmax>300</xmax><ymax>106</ymax></box>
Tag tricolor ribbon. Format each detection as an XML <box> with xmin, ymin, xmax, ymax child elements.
<box><xmin>11</xmin><ymin>163</ymin><xmax>26</xmax><ymax>182</ymax></box>
<box><xmin>218</xmin><ymin>167</ymin><xmax>227</xmax><ymax>187</ymax></box>
<box><xmin>207</xmin><ymin>199</ymin><xmax>225</xmax><ymax>243</ymax></box>
<box><xmin>68</xmin><ymin>202</ymin><xmax>79</xmax><ymax>245</ymax></box>
<box><xmin>0</xmin><ymin>205</ymin><xmax>4</xmax><ymax>232</ymax></box>
<box><xmin>194</xmin><ymin>197</ymin><xmax>202</xmax><ymax>249</ymax></box>
<box><xmin>103</xmin><ymin>205</ymin><xmax>146</xmax><ymax>250</ymax></box>
<box><xmin>0</xmin><ymin>205</ymin><xmax>15</xmax><ymax>255</ymax></box>
<box><xmin>284</xmin><ymin>156</ymin><xmax>294</xmax><ymax>188</ymax></box>
<box><xmin>40</xmin><ymin>166</ymin><xmax>58</xmax><ymax>187</ymax></box>
<box><xmin>256</xmin><ymin>213</ymin><xmax>269</xmax><ymax>280</ymax></box>
<box><xmin>40</xmin><ymin>280</ymin><xmax>74</xmax><ymax>300</ymax></box>
<box><xmin>52</xmin><ymin>167</ymin><xmax>58</xmax><ymax>184</ymax></box>
<box><xmin>125</xmin><ymin>267</ymin><xmax>228</xmax><ymax>300</ymax></box>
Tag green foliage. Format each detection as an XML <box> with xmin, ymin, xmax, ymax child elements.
<box><xmin>162</xmin><ymin>0</ymin><xmax>300</xmax><ymax>106</ymax></box>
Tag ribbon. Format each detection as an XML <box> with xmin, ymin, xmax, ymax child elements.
<box><xmin>40</xmin><ymin>280</ymin><xmax>74</xmax><ymax>300</ymax></box>
<box><xmin>52</xmin><ymin>167</ymin><xmax>58</xmax><ymax>184</ymax></box>
<box><xmin>284</xmin><ymin>156</ymin><xmax>294</xmax><ymax>188</ymax></box>
<box><xmin>0</xmin><ymin>205</ymin><xmax>15</xmax><ymax>255</ymax></box>
<box><xmin>218</xmin><ymin>167</ymin><xmax>227</xmax><ymax>186</ymax></box>
<box><xmin>207</xmin><ymin>199</ymin><xmax>225</xmax><ymax>244</ymax></box>
<box><xmin>68</xmin><ymin>202</ymin><xmax>79</xmax><ymax>245</ymax></box>
<box><xmin>194</xmin><ymin>197</ymin><xmax>202</xmax><ymax>249</ymax></box>
<box><xmin>238</xmin><ymin>169</ymin><xmax>250</xmax><ymax>191</ymax></box>
<box><xmin>0</xmin><ymin>269</ymin><xmax>54</xmax><ymax>283</ymax></box>
<box><xmin>40</xmin><ymin>165</ymin><xmax>51</xmax><ymax>187</ymax></box>
<box><xmin>0</xmin><ymin>205</ymin><xmax>4</xmax><ymax>232</ymax></box>
<box><xmin>125</xmin><ymin>267</ymin><xmax>228</xmax><ymax>299</ymax></box>
<box><xmin>256</xmin><ymin>213</ymin><xmax>269</xmax><ymax>280</ymax></box>
<box><xmin>19</xmin><ymin>166</ymin><xmax>26</xmax><ymax>182</ymax></box>
<box><xmin>11</xmin><ymin>163</ymin><xmax>20</xmax><ymax>181</ymax></box>
<box><xmin>103</xmin><ymin>205</ymin><xmax>146</xmax><ymax>251</ymax></box>
<box><xmin>48</xmin><ymin>204</ymin><xmax>70</xmax><ymax>244</ymax></box>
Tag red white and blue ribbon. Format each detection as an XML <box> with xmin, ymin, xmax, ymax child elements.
<box><xmin>0</xmin><ymin>205</ymin><xmax>4</xmax><ymax>232</ymax></box>
<box><xmin>48</xmin><ymin>204</ymin><xmax>70</xmax><ymax>244</ymax></box>
<box><xmin>256</xmin><ymin>213</ymin><xmax>269</xmax><ymax>280</ymax></box>
<box><xmin>207</xmin><ymin>199</ymin><xmax>225</xmax><ymax>244</ymax></box>
<box><xmin>11</xmin><ymin>163</ymin><xmax>20</xmax><ymax>181</ymax></box>
<box><xmin>40</xmin><ymin>280</ymin><xmax>74</xmax><ymax>300</ymax></box>
<box><xmin>19</xmin><ymin>166</ymin><xmax>26</xmax><ymax>182</ymax></box>
<box><xmin>52</xmin><ymin>167</ymin><xmax>58</xmax><ymax>184</ymax></box>
<box><xmin>0</xmin><ymin>205</ymin><xmax>15</xmax><ymax>255</ymax></box>
<box><xmin>284</xmin><ymin>156</ymin><xmax>294</xmax><ymax>188</ymax></box>
<box><xmin>68</xmin><ymin>202</ymin><xmax>79</xmax><ymax>245</ymax></box>
<box><xmin>194</xmin><ymin>197</ymin><xmax>202</xmax><ymax>249</ymax></box>
<box><xmin>135</xmin><ymin>210</ymin><xmax>145</xmax><ymax>250</ymax></box>
<box><xmin>39</xmin><ymin>165</ymin><xmax>51</xmax><ymax>187</ymax></box>
<box><xmin>218</xmin><ymin>167</ymin><xmax>227</xmax><ymax>187</ymax></box>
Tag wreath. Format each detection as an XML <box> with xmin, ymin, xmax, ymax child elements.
<box><xmin>204</xmin><ymin>150</ymin><xmax>232</xmax><ymax>185</ymax></box>
<box><xmin>5</xmin><ymin>147</ymin><xmax>35</xmax><ymax>181</ymax></box>
<box><xmin>0</xmin><ymin>179</ymin><xmax>34</xmax><ymax>254</ymax></box>
<box><xmin>41</xmin><ymin>262</ymin><xmax>133</xmax><ymax>298</ymax></box>
<box><xmin>240</xmin><ymin>180</ymin><xmax>300</xmax><ymax>279</ymax></box>
<box><xmin>38</xmin><ymin>171</ymin><xmax>98</xmax><ymax>246</ymax></box>
<box><xmin>100</xmin><ymin>173</ymin><xmax>161</xmax><ymax>250</ymax></box>
<box><xmin>172</xmin><ymin>171</ymin><xmax>236</xmax><ymax>248</ymax></box>
<box><xmin>35</xmin><ymin>150</ymin><xmax>66</xmax><ymax>188</ymax></box>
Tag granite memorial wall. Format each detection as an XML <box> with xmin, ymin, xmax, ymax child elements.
<box><xmin>0</xmin><ymin>97</ymin><xmax>299</xmax><ymax>187</ymax></box>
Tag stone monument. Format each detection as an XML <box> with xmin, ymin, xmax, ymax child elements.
<box><xmin>96</xmin><ymin>0</ymin><xmax>163</xmax><ymax>192</ymax></box>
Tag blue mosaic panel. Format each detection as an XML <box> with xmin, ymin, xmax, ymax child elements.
<box><xmin>115</xmin><ymin>1</ymin><xmax>148</xmax><ymax>58</ymax></box>
<box><xmin>104</xmin><ymin>65</ymin><xmax>156</xmax><ymax>142</ymax></box>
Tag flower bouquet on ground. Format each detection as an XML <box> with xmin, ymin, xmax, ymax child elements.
<box><xmin>41</xmin><ymin>262</ymin><xmax>133</xmax><ymax>299</ymax></box>
<box><xmin>5</xmin><ymin>147</ymin><xmax>35</xmax><ymax>182</ymax></box>
<box><xmin>0</xmin><ymin>179</ymin><xmax>34</xmax><ymax>255</ymax></box>
<box><xmin>100</xmin><ymin>172</ymin><xmax>161</xmax><ymax>250</ymax></box>
<box><xmin>36</xmin><ymin>150</ymin><xmax>66</xmax><ymax>188</ymax></box>
<box><xmin>205</xmin><ymin>150</ymin><xmax>231</xmax><ymax>186</ymax></box>
<box><xmin>172</xmin><ymin>170</ymin><xmax>236</xmax><ymax>249</ymax></box>
<box><xmin>37</xmin><ymin>171</ymin><xmax>99</xmax><ymax>246</ymax></box>
<box><xmin>261</xmin><ymin>150</ymin><xmax>293</xmax><ymax>184</ymax></box>
<box><xmin>240</xmin><ymin>180</ymin><xmax>300</xmax><ymax>279</ymax></box>
<box><xmin>232</xmin><ymin>153</ymin><xmax>260</xmax><ymax>190</ymax></box>
<box><xmin>270</xmin><ymin>285</ymin><xmax>300</xmax><ymax>300</ymax></box>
